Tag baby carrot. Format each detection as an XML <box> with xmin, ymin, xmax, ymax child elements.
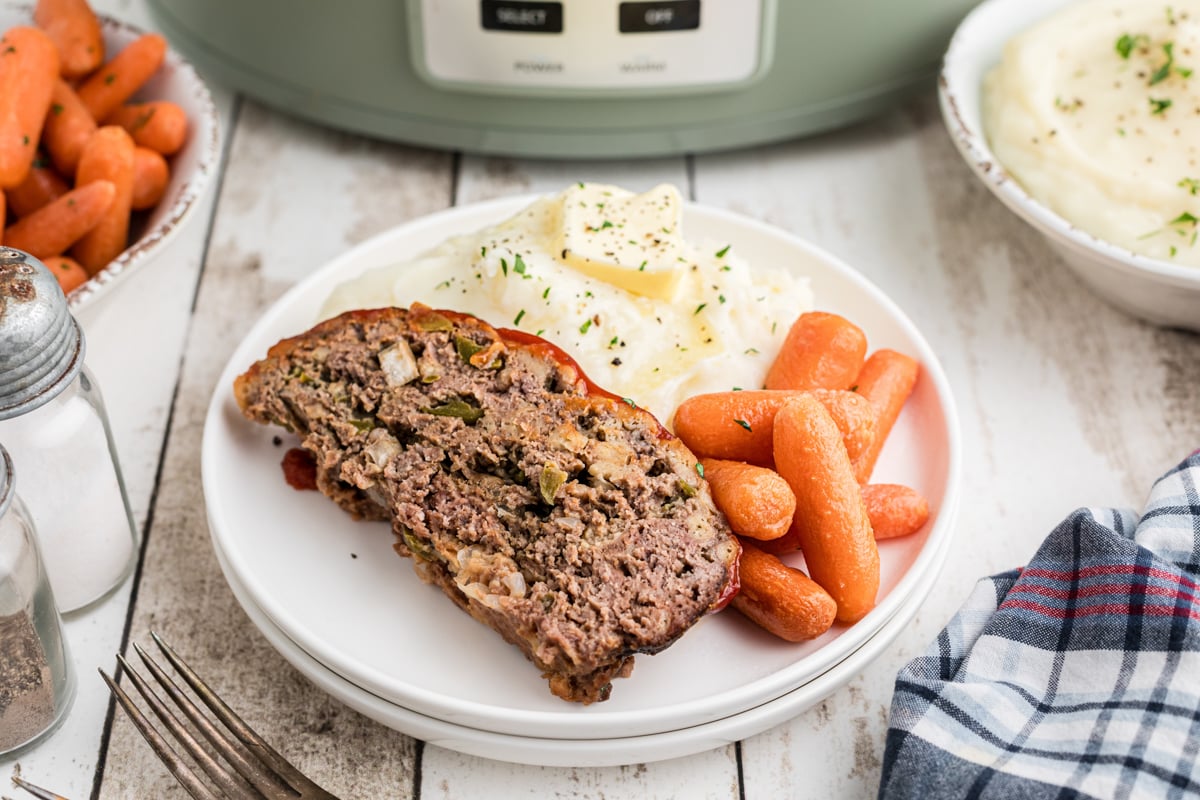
<box><xmin>700</xmin><ymin>458</ymin><xmax>795</xmax><ymax>541</ymax></box>
<box><xmin>131</xmin><ymin>145</ymin><xmax>168</xmax><ymax>210</ymax></box>
<box><xmin>851</xmin><ymin>349</ymin><xmax>920</xmax><ymax>483</ymax></box>
<box><xmin>773</xmin><ymin>394</ymin><xmax>879</xmax><ymax>624</ymax></box>
<box><xmin>6</xmin><ymin>152</ymin><xmax>68</xmax><ymax>217</ymax></box>
<box><xmin>730</xmin><ymin>541</ymin><xmax>837</xmax><ymax>642</ymax></box>
<box><xmin>765</xmin><ymin>311</ymin><xmax>868</xmax><ymax>392</ymax></box>
<box><xmin>674</xmin><ymin>389</ymin><xmax>876</xmax><ymax>466</ymax></box>
<box><xmin>42</xmin><ymin>254</ymin><xmax>87</xmax><ymax>293</ymax></box>
<box><xmin>76</xmin><ymin>33</ymin><xmax>167</xmax><ymax>123</ymax></box>
<box><xmin>42</xmin><ymin>78</ymin><xmax>96</xmax><ymax>177</ymax></box>
<box><xmin>34</xmin><ymin>0</ymin><xmax>104</xmax><ymax>79</ymax></box>
<box><xmin>862</xmin><ymin>483</ymin><xmax>930</xmax><ymax>540</ymax></box>
<box><xmin>106</xmin><ymin>100</ymin><xmax>187</xmax><ymax>156</ymax></box>
<box><xmin>4</xmin><ymin>178</ymin><xmax>115</xmax><ymax>258</ymax></box>
<box><xmin>71</xmin><ymin>126</ymin><xmax>134</xmax><ymax>273</ymax></box>
<box><xmin>0</xmin><ymin>27</ymin><xmax>61</xmax><ymax>188</ymax></box>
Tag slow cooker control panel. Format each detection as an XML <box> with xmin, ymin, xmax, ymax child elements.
<box><xmin>412</xmin><ymin>0</ymin><xmax>769</xmax><ymax>93</ymax></box>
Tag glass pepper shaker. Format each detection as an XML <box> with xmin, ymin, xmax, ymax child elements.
<box><xmin>0</xmin><ymin>442</ymin><xmax>76</xmax><ymax>756</ymax></box>
<box><xmin>0</xmin><ymin>247</ymin><xmax>138</xmax><ymax>613</ymax></box>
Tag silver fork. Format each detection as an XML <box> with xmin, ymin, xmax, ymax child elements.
<box><xmin>99</xmin><ymin>632</ymin><xmax>342</xmax><ymax>800</ymax></box>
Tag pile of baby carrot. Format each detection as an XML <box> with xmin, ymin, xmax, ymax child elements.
<box><xmin>674</xmin><ymin>310</ymin><xmax>927</xmax><ymax>641</ymax></box>
<box><xmin>0</xmin><ymin>0</ymin><xmax>189</xmax><ymax>293</ymax></box>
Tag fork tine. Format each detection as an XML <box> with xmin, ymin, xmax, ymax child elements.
<box><xmin>99</xmin><ymin>669</ymin><xmax>224</xmax><ymax>800</ymax></box>
<box><xmin>118</xmin><ymin>651</ymin><xmax>267</xmax><ymax>799</ymax></box>
<box><xmin>10</xmin><ymin>775</ymin><xmax>70</xmax><ymax>799</ymax></box>
<box><xmin>130</xmin><ymin>643</ymin><xmax>293</xmax><ymax>798</ymax></box>
<box><xmin>149</xmin><ymin>631</ymin><xmax>318</xmax><ymax>789</ymax></box>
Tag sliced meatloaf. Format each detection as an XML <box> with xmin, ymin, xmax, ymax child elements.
<box><xmin>233</xmin><ymin>304</ymin><xmax>739</xmax><ymax>703</ymax></box>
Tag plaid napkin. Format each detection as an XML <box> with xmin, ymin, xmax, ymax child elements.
<box><xmin>878</xmin><ymin>451</ymin><xmax>1200</xmax><ymax>800</ymax></box>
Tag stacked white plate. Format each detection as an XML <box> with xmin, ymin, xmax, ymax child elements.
<box><xmin>201</xmin><ymin>197</ymin><xmax>962</xmax><ymax>767</ymax></box>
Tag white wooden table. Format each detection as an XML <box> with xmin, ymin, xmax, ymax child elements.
<box><xmin>3</xmin><ymin>2</ymin><xmax>1198</xmax><ymax>797</ymax></box>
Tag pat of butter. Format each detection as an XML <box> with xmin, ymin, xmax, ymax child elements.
<box><xmin>557</xmin><ymin>183</ymin><xmax>684</xmax><ymax>300</ymax></box>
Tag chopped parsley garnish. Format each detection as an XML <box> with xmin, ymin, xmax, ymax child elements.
<box><xmin>622</xmin><ymin>397</ymin><xmax>637</xmax><ymax>408</ymax></box>
<box><xmin>1179</xmin><ymin>177</ymin><xmax>1200</xmax><ymax>195</ymax></box>
<box><xmin>734</xmin><ymin>419</ymin><xmax>752</xmax><ymax>432</ymax></box>
<box><xmin>599</xmin><ymin>220</ymin><xmax>614</xmax><ymax>230</ymax></box>
<box><xmin>609</xmin><ymin>335</ymin><xmax>619</xmax><ymax>346</ymax></box>
<box><xmin>718</xmin><ymin>294</ymin><xmax>727</xmax><ymax>304</ymax></box>
<box><xmin>500</xmin><ymin>257</ymin><xmax>508</xmax><ymax>276</ymax></box>
<box><xmin>513</xmin><ymin>253</ymin><xmax>527</xmax><ymax>274</ymax></box>
<box><xmin>1150</xmin><ymin>97</ymin><xmax>1173</xmax><ymax>115</ymax></box>
<box><xmin>542</xmin><ymin>286</ymin><xmax>551</xmax><ymax>299</ymax></box>
<box><xmin>1169</xmin><ymin>210</ymin><xmax>1199</xmax><ymax>226</ymax></box>
<box><xmin>744</xmin><ymin>347</ymin><xmax>759</xmax><ymax>355</ymax></box>
<box><xmin>694</xmin><ymin>303</ymin><xmax>706</xmax><ymax>315</ymax></box>
<box><xmin>579</xmin><ymin>319</ymin><xmax>593</xmax><ymax>334</ymax></box>
<box><xmin>638</xmin><ymin>261</ymin><xmax>647</xmax><ymax>271</ymax></box>
<box><xmin>1149</xmin><ymin>42</ymin><xmax>1176</xmax><ymax>85</ymax></box>
<box><xmin>695</xmin><ymin>462</ymin><xmax>705</xmax><ymax>478</ymax></box>
<box><xmin>514</xmin><ymin>309</ymin><xmax>526</xmax><ymax>325</ymax></box>
<box><xmin>435</xmin><ymin>279</ymin><xmax>451</xmax><ymax>290</ymax></box>
<box><xmin>715</xmin><ymin>244</ymin><xmax>731</xmax><ymax>258</ymax></box>
<box><xmin>1116</xmin><ymin>32</ymin><xmax>1149</xmax><ymax>60</ymax></box>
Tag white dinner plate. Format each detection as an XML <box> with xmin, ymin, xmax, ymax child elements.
<box><xmin>201</xmin><ymin>195</ymin><xmax>962</xmax><ymax>740</ymax></box>
<box><xmin>211</xmin><ymin>510</ymin><xmax>954</xmax><ymax>767</ymax></box>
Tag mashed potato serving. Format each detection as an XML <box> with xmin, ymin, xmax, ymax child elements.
<box><xmin>321</xmin><ymin>183</ymin><xmax>811</xmax><ymax>422</ymax></box>
<box><xmin>983</xmin><ymin>0</ymin><xmax>1200</xmax><ymax>265</ymax></box>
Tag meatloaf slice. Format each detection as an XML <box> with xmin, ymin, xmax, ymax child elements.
<box><xmin>233</xmin><ymin>304</ymin><xmax>739</xmax><ymax>703</ymax></box>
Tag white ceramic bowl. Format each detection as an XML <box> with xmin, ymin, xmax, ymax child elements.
<box><xmin>939</xmin><ymin>0</ymin><xmax>1200</xmax><ymax>332</ymax></box>
<box><xmin>0</xmin><ymin>4</ymin><xmax>220</xmax><ymax>309</ymax></box>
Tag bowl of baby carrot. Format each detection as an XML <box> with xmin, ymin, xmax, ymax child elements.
<box><xmin>0</xmin><ymin>0</ymin><xmax>218</xmax><ymax>307</ymax></box>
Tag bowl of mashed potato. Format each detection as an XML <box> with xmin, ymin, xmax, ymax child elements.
<box><xmin>940</xmin><ymin>0</ymin><xmax>1200</xmax><ymax>332</ymax></box>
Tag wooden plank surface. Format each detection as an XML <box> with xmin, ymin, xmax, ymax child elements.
<box><xmin>3</xmin><ymin>7</ymin><xmax>1197</xmax><ymax>795</ymax></box>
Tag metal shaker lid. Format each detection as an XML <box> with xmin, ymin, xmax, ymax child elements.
<box><xmin>0</xmin><ymin>248</ymin><xmax>84</xmax><ymax>420</ymax></box>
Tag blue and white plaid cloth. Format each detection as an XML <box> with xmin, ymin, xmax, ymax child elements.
<box><xmin>879</xmin><ymin>452</ymin><xmax>1200</xmax><ymax>800</ymax></box>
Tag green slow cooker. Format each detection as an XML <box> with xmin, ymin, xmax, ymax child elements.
<box><xmin>148</xmin><ymin>0</ymin><xmax>978</xmax><ymax>158</ymax></box>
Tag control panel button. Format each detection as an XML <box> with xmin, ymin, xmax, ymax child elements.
<box><xmin>618</xmin><ymin>1</ymin><xmax>701</xmax><ymax>33</ymax></box>
<box><xmin>481</xmin><ymin>1</ymin><xmax>564</xmax><ymax>33</ymax></box>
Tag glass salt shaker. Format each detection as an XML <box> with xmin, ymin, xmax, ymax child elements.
<box><xmin>0</xmin><ymin>442</ymin><xmax>76</xmax><ymax>756</ymax></box>
<box><xmin>0</xmin><ymin>247</ymin><xmax>138</xmax><ymax>613</ymax></box>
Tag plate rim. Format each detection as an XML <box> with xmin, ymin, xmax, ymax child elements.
<box><xmin>201</xmin><ymin>193</ymin><xmax>963</xmax><ymax>738</ymax></box>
